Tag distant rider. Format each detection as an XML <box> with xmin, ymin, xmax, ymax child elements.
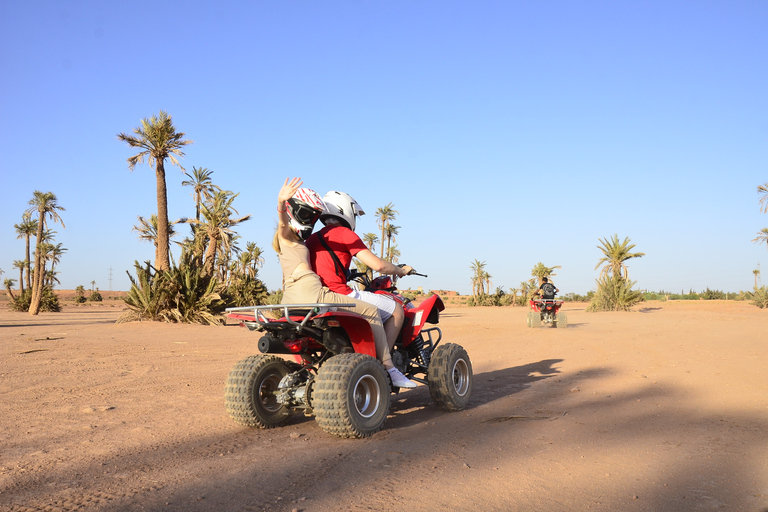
<box><xmin>536</xmin><ymin>277</ymin><xmax>559</xmax><ymax>299</ymax></box>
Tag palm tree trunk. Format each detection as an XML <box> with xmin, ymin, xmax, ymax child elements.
<box><xmin>155</xmin><ymin>161</ymin><xmax>171</xmax><ymax>271</ymax></box>
<box><xmin>25</xmin><ymin>236</ymin><xmax>31</xmax><ymax>290</ymax></box>
<box><xmin>202</xmin><ymin>237</ymin><xmax>218</xmax><ymax>277</ymax></box>
<box><xmin>380</xmin><ymin>225</ymin><xmax>386</xmax><ymax>260</ymax></box>
<box><xmin>29</xmin><ymin>220</ymin><xmax>45</xmax><ymax>315</ymax></box>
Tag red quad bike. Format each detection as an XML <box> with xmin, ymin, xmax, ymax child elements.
<box><xmin>527</xmin><ymin>284</ymin><xmax>568</xmax><ymax>328</ymax></box>
<box><xmin>224</xmin><ymin>268</ymin><xmax>473</xmax><ymax>439</ymax></box>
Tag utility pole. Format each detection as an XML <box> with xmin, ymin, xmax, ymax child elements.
<box><xmin>108</xmin><ymin>266</ymin><xmax>113</xmax><ymax>291</ymax></box>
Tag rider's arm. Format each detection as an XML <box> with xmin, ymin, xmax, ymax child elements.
<box><xmin>277</xmin><ymin>178</ymin><xmax>301</xmax><ymax>245</ymax></box>
<box><xmin>354</xmin><ymin>249</ymin><xmax>412</xmax><ymax>277</ymax></box>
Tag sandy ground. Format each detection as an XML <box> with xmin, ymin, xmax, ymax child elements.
<box><xmin>1</xmin><ymin>297</ymin><xmax>767</xmax><ymax>512</ymax></box>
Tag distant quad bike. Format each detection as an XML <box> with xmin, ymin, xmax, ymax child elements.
<box><xmin>224</xmin><ymin>268</ymin><xmax>472</xmax><ymax>439</ymax></box>
<box><xmin>527</xmin><ymin>283</ymin><xmax>567</xmax><ymax>328</ymax></box>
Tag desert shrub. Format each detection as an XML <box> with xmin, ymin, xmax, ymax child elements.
<box><xmin>89</xmin><ymin>290</ymin><xmax>103</xmax><ymax>302</ymax></box>
<box><xmin>11</xmin><ymin>288</ymin><xmax>61</xmax><ymax>312</ymax></box>
<box><xmin>223</xmin><ymin>275</ymin><xmax>268</xmax><ymax>307</ymax></box>
<box><xmin>498</xmin><ymin>293</ymin><xmax>514</xmax><ymax>306</ymax></box>
<box><xmin>400</xmin><ymin>290</ymin><xmax>423</xmax><ymax>302</ymax></box>
<box><xmin>266</xmin><ymin>289</ymin><xmax>283</xmax><ymax>305</ymax></box>
<box><xmin>699</xmin><ymin>288</ymin><xmax>725</xmax><ymax>300</ymax></box>
<box><xmin>750</xmin><ymin>287</ymin><xmax>768</xmax><ymax>308</ymax></box>
<box><xmin>563</xmin><ymin>292</ymin><xmax>593</xmax><ymax>302</ymax></box>
<box><xmin>642</xmin><ymin>291</ymin><xmax>668</xmax><ymax>301</ymax></box>
<box><xmin>668</xmin><ymin>292</ymin><xmax>700</xmax><ymax>300</ymax></box>
<box><xmin>732</xmin><ymin>291</ymin><xmax>751</xmax><ymax>301</ymax></box>
<box><xmin>467</xmin><ymin>287</ymin><xmax>514</xmax><ymax>307</ymax></box>
<box><xmin>587</xmin><ymin>274</ymin><xmax>642</xmax><ymax>312</ymax></box>
<box><xmin>119</xmin><ymin>252</ymin><xmax>227</xmax><ymax>325</ymax></box>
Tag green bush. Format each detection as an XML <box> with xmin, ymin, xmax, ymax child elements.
<box><xmin>11</xmin><ymin>288</ymin><xmax>61</xmax><ymax>313</ymax></box>
<box><xmin>467</xmin><ymin>287</ymin><xmax>514</xmax><ymax>307</ymax></box>
<box><xmin>699</xmin><ymin>288</ymin><xmax>725</xmax><ymax>300</ymax></box>
<box><xmin>119</xmin><ymin>254</ymin><xmax>225</xmax><ymax>325</ymax></box>
<box><xmin>750</xmin><ymin>287</ymin><xmax>768</xmax><ymax>308</ymax></box>
<box><xmin>563</xmin><ymin>292</ymin><xmax>593</xmax><ymax>302</ymax></box>
<box><xmin>89</xmin><ymin>290</ymin><xmax>103</xmax><ymax>302</ymax></box>
<box><xmin>266</xmin><ymin>289</ymin><xmax>283</xmax><ymax>305</ymax></box>
<box><xmin>587</xmin><ymin>274</ymin><xmax>642</xmax><ymax>312</ymax></box>
<box><xmin>642</xmin><ymin>291</ymin><xmax>668</xmax><ymax>301</ymax></box>
<box><xmin>223</xmin><ymin>275</ymin><xmax>268</xmax><ymax>307</ymax></box>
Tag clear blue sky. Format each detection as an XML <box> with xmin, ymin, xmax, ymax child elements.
<box><xmin>1</xmin><ymin>1</ymin><xmax>767</xmax><ymax>296</ymax></box>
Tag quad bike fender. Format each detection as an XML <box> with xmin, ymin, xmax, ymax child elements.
<box><xmin>314</xmin><ymin>310</ymin><xmax>378</xmax><ymax>358</ymax></box>
<box><xmin>529</xmin><ymin>299</ymin><xmax>564</xmax><ymax>314</ymax></box>
<box><xmin>400</xmin><ymin>294</ymin><xmax>445</xmax><ymax>347</ymax></box>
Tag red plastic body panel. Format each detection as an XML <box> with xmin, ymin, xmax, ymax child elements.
<box><xmin>529</xmin><ymin>299</ymin><xmax>563</xmax><ymax>314</ymax></box>
<box><xmin>316</xmin><ymin>310</ymin><xmax>377</xmax><ymax>358</ymax></box>
<box><xmin>399</xmin><ymin>294</ymin><xmax>445</xmax><ymax>348</ymax></box>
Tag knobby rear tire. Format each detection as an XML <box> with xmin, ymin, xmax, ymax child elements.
<box><xmin>428</xmin><ymin>343</ymin><xmax>473</xmax><ymax>411</ymax></box>
<box><xmin>313</xmin><ymin>353</ymin><xmax>391</xmax><ymax>439</ymax></box>
<box><xmin>224</xmin><ymin>355</ymin><xmax>292</xmax><ymax>429</ymax></box>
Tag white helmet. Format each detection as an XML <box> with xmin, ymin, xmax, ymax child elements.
<box><xmin>320</xmin><ymin>191</ymin><xmax>365</xmax><ymax>231</ymax></box>
<box><xmin>285</xmin><ymin>188</ymin><xmax>326</xmax><ymax>241</ymax></box>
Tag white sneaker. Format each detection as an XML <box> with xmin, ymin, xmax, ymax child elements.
<box><xmin>387</xmin><ymin>367</ymin><xmax>417</xmax><ymax>388</ymax></box>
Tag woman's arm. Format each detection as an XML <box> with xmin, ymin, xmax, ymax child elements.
<box><xmin>277</xmin><ymin>177</ymin><xmax>302</xmax><ymax>244</ymax></box>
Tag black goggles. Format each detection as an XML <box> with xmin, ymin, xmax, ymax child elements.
<box><xmin>288</xmin><ymin>200</ymin><xmax>322</xmax><ymax>226</ymax></box>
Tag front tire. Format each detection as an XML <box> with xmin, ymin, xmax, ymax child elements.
<box><xmin>313</xmin><ymin>354</ymin><xmax>391</xmax><ymax>438</ymax></box>
<box><xmin>428</xmin><ymin>343</ymin><xmax>473</xmax><ymax>411</ymax></box>
<box><xmin>225</xmin><ymin>355</ymin><xmax>292</xmax><ymax>428</ymax></box>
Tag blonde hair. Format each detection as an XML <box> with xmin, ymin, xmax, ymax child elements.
<box><xmin>272</xmin><ymin>230</ymin><xmax>281</xmax><ymax>253</ymax></box>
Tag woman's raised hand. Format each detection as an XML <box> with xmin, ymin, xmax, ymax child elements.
<box><xmin>278</xmin><ymin>177</ymin><xmax>303</xmax><ymax>205</ymax></box>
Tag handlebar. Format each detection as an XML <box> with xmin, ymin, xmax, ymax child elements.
<box><xmin>398</xmin><ymin>264</ymin><xmax>427</xmax><ymax>278</ymax></box>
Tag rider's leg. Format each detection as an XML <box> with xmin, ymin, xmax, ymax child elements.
<box><xmin>344</xmin><ymin>290</ymin><xmax>416</xmax><ymax>388</ymax></box>
<box><xmin>383</xmin><ymin>303</ymin><xmax>404</xmax><ymax>350</ymax></box>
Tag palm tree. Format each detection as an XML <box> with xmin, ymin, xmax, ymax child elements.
<box><xmin>182</xmin><ymin>166</ymin><xmax>220</xmax><ymax>222</ymax></box>
<box><xmin>47</xmin><ymin>242</ymin><xmax>67</xmax><ymax>283</ymax></box>
<box><xmin>244</xmin><ymin>242</ymin><xmax>264</xmax><ymax>276</ymax></box>
<box><xmin>483</xmin><ymin>270</ymin><xmax>492</xmax><ymax>296</ymax></box>
<box><xmin>362</xmin><ymin>233</ymin><xmax>379</xmax><ymax>254</ymax></box>
<box><xmin>15</xmin><ymin>213</ymin><xmax>37</xmax><ymax>291</ymax></box>
<box><xmin>595</xmin><ymin>234</ymin><xmax>645</xmax><ymax>279</ymax></box>
<box><xmin>13</xmin><ymin>260</ymin><xmax>25</xmax><ymax>294</ymax></box>
<box><xmin>753</xmin><ymin>268</ymin><xmax>761</xmax><ymax>289</ymax></box>
<box><xmin>386</xmin><ymin>244</ymin><xmax>401</xmax><ymax>265</ymax></box>
<box><xmin>384</xmin><ymin>224</ymin><xmax>400</xmax><ymax>262</ymax></box>
<box><xmin>4</xmin><ymin>278</ymin><xmax>16</xmax><ymax>301</ymax></box>
<box><xmin>118</xmin><ymin>110</ymin><xmax>192</xmax><ymax>271</ymax></box>
<box><xmin>758</xmin><ymin>183</ymin><xmax>768</xmax><ymax>213</ymax></box>
<box><xmin>530</xmin><ymin>262</ymin><xmax>561</xmax><ymax>286</ymax></box>
<box><xmin>375</xmin><ymin>203</ymin><xmax>398</xmax><ymax>260</ymax></box>
<box><xmin>470</xmin><ymin>259</ymin><xmax>487</xmax><ymax>298</ymax></box>
<box><xmin>26</xmin><ymin>191</ymin><xmax>65</xmax><ymax>315</ymax></box>
<box><xmin>190</xmin><ymin>190</ymin><xmax>251</xmax><ymax>278</ymax></box>
<box><xmin>133</xmin><ymin>214</ymin><xmax>180</xmax><ymax>247</ymax></box>
<box><xmin>752</xmin><ymin>228</ymin><xmax>768</xmax><ymax>249</ymax></box>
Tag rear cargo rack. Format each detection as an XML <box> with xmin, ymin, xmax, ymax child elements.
<box><xmin>226</xmin><ymin>303</ymin><xmax>357</xmax><ymax>331</ymax></box>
